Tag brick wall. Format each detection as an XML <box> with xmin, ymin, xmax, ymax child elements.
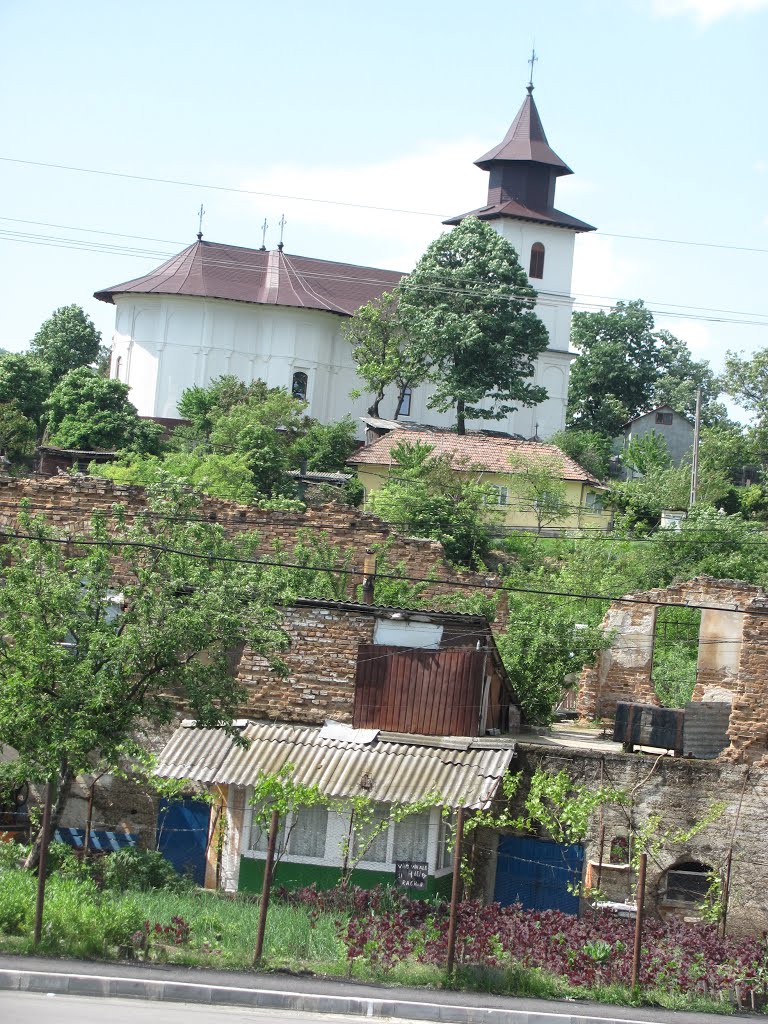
<box><xmin>0</xmin><ymin>475</ymin><xmax>502</xmax><ymax>618</ymax></box>
<box><xmin>576</xmin><ymin>577</ymin><xmax>768</xmax><ymax>763</ymax></box>
<box><xmin>237</xmin><ymin>606</ymin><xmax>374</xmax><ymax>724</ymax></box>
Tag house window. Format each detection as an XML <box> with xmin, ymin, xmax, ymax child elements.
<box><xmin>249</xmin><ymin>804</ymin><xmax>328</xmax><ymax>860</ymax></box>
<box><xmin>655</xmin><ymin>411</ymin><xmax>674</xmax><ymax>425</ymax></box>
<box><xmin>663</xmin><ymin>861</ymin><xmax>712</xmax><ymax>906</ymax></box>
<box><xmin>393</xmin><ymin>811</ymin><xmax>430</xmax><ymax>863</ymax></box>
<box><xmin>288</xmin><ymin>805</ymin><xmax>328</xmax><ymax>858</ymax></box>
<box><xmin>353</xmin><ymin>805</ymin><xmax>389</xmax><ymax>863</ymax></box>
<box><xmin>584</xmin><ymin>491</ymin><xmax>603</xmax><ymax>513</ymax></box>
<box><xmin>437</xmin><ymin>812</ymin><xmax>454</xmax><ymax>870</ymax></box>
<box><xmin>398</xmin><ymin>388</ymin><xmax>412</xmax><ymax>417</ymax></box>
<box><xmin>529</xmin><ymin>243</ymin><xmax>545</xmax><ymax>279</ymax></box>
<box><xmin>486</xmin><ymin>485</ymin><xmax>509</xmax><ymax>506</ymax></box>
<box><xmin>291</xmin><ymin>371</ymin><xmax>308</xmax><ymax>401</ymax></box>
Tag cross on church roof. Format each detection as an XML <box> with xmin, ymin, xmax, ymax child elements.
<box><xmin>527</xmin><ymin>46</ymin><xmax>538</xmax><ymax>92</ymax></box>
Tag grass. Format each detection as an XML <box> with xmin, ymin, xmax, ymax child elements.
<box><xmin>0</xmin><ymin>867</ymin><xmax>744</xmax><ymax>1014</ymax></box>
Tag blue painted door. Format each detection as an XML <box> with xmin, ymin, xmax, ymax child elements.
<box><xmin>494</xmin><ymin>835</ymin><xmax>584</xmax><ymax>915</ymax></box>
<box><xmin>157</xmin><ymin>798</ymin><xmax>210</xmax><ymax>886</ymax></box>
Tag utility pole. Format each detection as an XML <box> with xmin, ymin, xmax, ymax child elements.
<box><xmin>689</xmin><ymin>388</ymin><xmax>702</xmax><ymax>507</ymax></box>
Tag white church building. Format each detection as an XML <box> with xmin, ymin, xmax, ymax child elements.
<box><xmin>95</xmin><ymin>85</ymin><xmax>594</xmax><ymax>439</ymax></box>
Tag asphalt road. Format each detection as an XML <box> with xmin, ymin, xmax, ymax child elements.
<box><xmin>1</xmin><ymin>991</ymin><xmax>384</xmax><ymax>1023</ymax></box>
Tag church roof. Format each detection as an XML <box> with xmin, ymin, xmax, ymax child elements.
<box><xmin>475</xmin><ymin>88</ymin><xmax>572</xmax><ymax>173</ymax></box>
<box><xmin>94</xmin><ymin>241</ymin><xmax>403</xmax><ymax>316</ymax></box>
<box><xmin>443</xmin><ymin>201</ymin><xmax>595</xmax><ymax>232</ymax></box>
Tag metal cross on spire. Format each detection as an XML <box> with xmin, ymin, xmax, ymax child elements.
<box><xmin>196</xmin><ymin>203</ymin><xmax>205</xmax><ymax>241</ymax></box>
<box><xmin>278</xmin><ymin>213</ymin><xmax>286</xmax><ymax>252</ymax></box>
<box><xmin>260</xmin><ymin>217</ymin><xmax>268</xmax><ymax>251</ymax></box>
<box><xmin>527</xmin><ymin>46</ymin><xmax>538</xmax><ymax>93</ymax></box>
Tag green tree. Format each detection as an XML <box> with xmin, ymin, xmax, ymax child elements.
<box><xmin>0</xmin><ymin>352</ymin><xmax>51</xmax><ymax>426</ymax></box>
<box><xmin>366</xmin><ymin>440</ymin><xmax>498</xmax><ymax>566</ymax></box>
<box><xmin>291</xmin><ymin>417</ymin><xmax>358</xmax><ymax>473</ymax></box>
<box><xmin>507</xmin><ymin>453</ymin><xmax>571</xmax><ymax>534</ymax></box>
<box><xmin>97</xmin><ymin>452</ymin><xmax>259</xmax><ymax>503</ymax></box>
<box><xmin>0</xmin><ymin>487</ymin><xmax>290</xmax><ymax>867</ymax></box>
<box><xmin>398</xmin><ymin>217</ymin><xmax>548</xmax><ymax>434</ymax></box>
<box><xmin>344</xmin><ymin>290</ymin><xmax>428</xmax><ymax>418</ymax></box>
<box><xmin>651</xmin><ymin>331</ymin><xmax>725</xmax><ymax>425</ymax></box>
<box><xmin>568</xmin><ymin>300</ymin><xmax>723</xmax><ymax>437</ymax></box>
<box><xmin>496</xmin><ymin>597</ymin><xmax>608</xmax><ymax>723</ymax></box>
<box><xmin>44</xmin><ymin>367</ymin><xmax>150</xmax><ymax>452</ymax></box>
<box><xmin>30</xmin><ymin>305</ymin><xmax>105</xmax><ymax>383</ymax></box>
<box><xmin>723</xmin><ymin>348</ymin><xmax>768</xmax><ymax>428</ymax></box>
<box><xmin>0</xmin><ymin>401</ymin><xmax>36</xmax><ymax>462</ymax></box>
<box><xmin>549</xmin><ymin>429</ymin><xmax>612</xmax><ymax>481</ymax></box>
<box><xmin>623</xmin><ymin>431</ymin><xmax>672</xmax><ymax>476</ymax></box>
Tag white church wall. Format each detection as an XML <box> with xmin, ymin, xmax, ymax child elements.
<box><xmin>113</xmin><ymin>287</ymin><xmax>571</xmax><ymax>439</ymax></box>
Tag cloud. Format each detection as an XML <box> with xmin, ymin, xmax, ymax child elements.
<box><xmin>650</xmin><ymin>0</ymin><xmax>768</xmax><ymax>23</ymax></box>
<box><xmin>238</xmin><ymin>139</ymin><xmax>487</xmax><ymax>270</ymax></box>
<box><xmin>571</xmin><ymin>234</ymin><xmax>639</xmax><ymax>308</ymax></box>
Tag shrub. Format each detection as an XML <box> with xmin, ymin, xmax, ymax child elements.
<box><xmin>101</xmin><ymin>848</ymin><xmax>190</xmax><ymax>892</ymax></box>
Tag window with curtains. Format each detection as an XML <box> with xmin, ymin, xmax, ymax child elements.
<box><xmin>249</xmin><ymin>804</ymin><xmax>328</xmax><ymax>859</ymax></box>
<box><xmin>392</xmin><ymin>811</ymin><xmax>430</xmax><ymax>863</ymax></box>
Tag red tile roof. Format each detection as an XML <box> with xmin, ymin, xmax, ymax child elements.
<box><xmin>95</xmin><ymin>241</ymin><xmax>403</xmax><ymax>316</ymax></box>
<box><xmin>347</xmin><ymin>428</ymin><xmax>604</xmax><ymax>485</ymax></box>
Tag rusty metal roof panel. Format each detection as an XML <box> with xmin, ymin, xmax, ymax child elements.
<box><xmin>156</xmin><ymin>721</ymin><xmax>514</xmax><ymax>809</ymax></box>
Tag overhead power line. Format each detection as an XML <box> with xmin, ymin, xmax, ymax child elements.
<box><xmin>1</xmin><ymin>224</ymin><xmax>767</xmax><ymax>328</ymax></box>
<box><xmin>1</xmin><ymin>155</ymin><xmax>767</xmax><ymax>254</ymax></box>
<box><xmin>2</xmin><ymin>524</ymin><xmax>767</xmax><ymax>617</ymax></box>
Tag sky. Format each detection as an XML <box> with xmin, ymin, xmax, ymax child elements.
<box><xmin>1</xmin><ymin>0</ymin><xmax>767</xmax><ymax>394</ymax></box>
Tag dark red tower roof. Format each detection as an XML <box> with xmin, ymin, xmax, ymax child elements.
<box><xmin>445</xmin><ymin>87</ymin><xmax>595</xmax><ymax>233</ymax></box>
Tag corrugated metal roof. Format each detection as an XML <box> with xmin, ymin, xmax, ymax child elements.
<box><xmin>156</xmin><ymin>721</ymin><xmax>515</xmax><ymax>810</ymax></box>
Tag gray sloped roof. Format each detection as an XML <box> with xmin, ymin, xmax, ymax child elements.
<box><xmin>156</xmin><ymin>720</ymin><xmax>515</xmax><ymax>810</ymax></box>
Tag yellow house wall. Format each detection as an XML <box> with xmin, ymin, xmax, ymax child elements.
<box><xmin>356</xmin><ymin>466</ymin><xmax>612</xmax><ymax>533</ymax></box>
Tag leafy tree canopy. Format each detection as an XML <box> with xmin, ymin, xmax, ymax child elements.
<box><xmin>0</xmin><ymin>487</ymin><xmax>291</xmax><ymax>862</ymax></box>
<box><xmin>568</xmin><ymin>300</ymin><xmax>724</xmax><ymax>437</ymax></box>
<box><xmin>548</xmin><ymin>429</ymin><xmax>613</xmax><ymax>481</ymax></box>
<box><xmin>30</xmin><ymin>305</ymin><xmax>105</xmax><ymax>383</ymax></box>
<box><xmin>344</xmin><ymin>290</ymin><xmax>428</xmax><ymax>419</ymax></box>
<box><xmin>44</xmin><ymin>367</ymin><xmax>161</xmax><ymax>453</ymax></box>
<box><xmin>291</xmin><ymin>417</ymin><xmax>358</xmax><ymax>473</ymax></box>
<box><xmin>0</xmin><ymin>401</ymin><xmax>36</xmax><ymax>461</ymax></box>
<box><xmin>0</xmin><ymin>352</ymin><xmax>51</xmax><ymax>425</ymax></box>
<box><xmin>507</xmin><ymin>453</ymin><xmax>571</xmax><ymax>535</ymax></box>
<box><xmin>398</xmin><ymin>217</ymin><xmax>549</xmax><ymax>434</ymax></box>
<box><xmin>366</xmin><ymin>440</ymin><xmax>499</xmax><ymax>566</ymax></box>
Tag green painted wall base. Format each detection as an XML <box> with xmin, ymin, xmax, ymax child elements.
<box><xmin>238</xmin><ymin>856</ymin><xmax>453</xmax><ymax>900</ymax></box>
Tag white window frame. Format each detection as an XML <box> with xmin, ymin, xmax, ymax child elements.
<box><xmin>486</xmin><ymin>485</ymin><xmax>509</xmax><ymax>507</ymax></box>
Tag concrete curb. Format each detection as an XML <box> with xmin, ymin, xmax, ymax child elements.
<box><xmin>0</xmin><ymin>967</ymin><xmax>680</xmax><ymax>1024</ymax></box>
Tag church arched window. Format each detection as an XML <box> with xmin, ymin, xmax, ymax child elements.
<box><xmin>291</xmin><ymin>371</ymin><xmax>308</xmax><ymax>401</ymax></box>
<box><xmin>529</xmin><ymin>242</ymin><xmax>545</xmax><ymax>279</ymax></box>
<box><xmin>114</xmin><ymin>356</ymin><xmax>122</xmax><ymax>380</ymax></box>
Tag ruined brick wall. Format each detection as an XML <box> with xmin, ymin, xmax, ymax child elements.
<box><xmin>577</xmin><ymin>578</ymin><xmax>762</xmax><ymax>727</ymax></box>
<box><xmin>724</xmin><ymin>595</ymin><xmax>768</xmax><ymax>764</ymax></box>
<box><xmin>0</xmin><ymin>475</ymin><xmax>503</xmax><ymax>620</ymax></box>
<box><xmin>237</xmin><ymin>606</ymin><xmax>374</xmax><ymax>724</ymax></box>
<box><xmin>517</xmin><ymin>743</ymin><xmax>768</xmax><ymax>936</ymax></box>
